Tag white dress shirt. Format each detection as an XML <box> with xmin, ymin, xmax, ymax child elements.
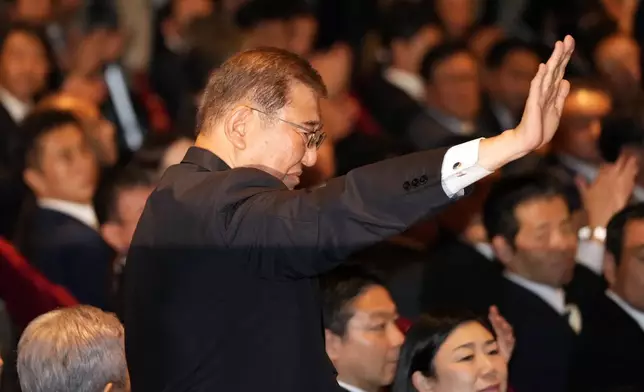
<box><xmin>504</xmin><ymin>271</ymin><xmax>582</xmax><ymax>333</ymax></box>
<box><xmin>337</xmin><ymin>380</ymin><xmax>367</xmax><ymax>392</ymax></box>
<box><xmin>383</xmin><ymin>67</ymin><xmax>426</xmax><ymax>102</ymax></box>
<box><xmin>0</xmin><ymin>87</ymin><xmax>31</xmax><ymax>123</ymax></box>
<box><xmin>473</xmin><ymin>242</ymin><xmax>495</xmax><ymax>260</ymax></box>
<box><xmin>606</xmin><ymin>290</ymin><xmax>644</xmax><ymax>333</ymax></box>
<box><xmin>38</xmin><ymin>198</ymin><xmax>99</xmax><ymax>230</ymax></box>
<box><xmin>440</xmin><ymin>138</ymin><xmax>492</xmax><ymax>197</ymax></box>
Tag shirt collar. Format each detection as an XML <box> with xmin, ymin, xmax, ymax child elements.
<box><xmin>383</xmin><ymin>67</ymin><xmax>425</xmax><ymax>102</ymax></box>
<box><xmin>606</xmin><ymin>290</ymin><xmax>644</xmax><ymax>333</ymax></box>
<box><xmin>0</xmin><ymin>87</ymin><xmax>32</xmax><ymax>123</ymax></box>
<box><xmin>38</xmin><ymin>198</ymin><xmax>99</xmax><ymax>230</ymax></box>
<box><xmin>337</xmin><ymin>380</ymin><xmax>368</xmax><ymax>392</ymax></box>
<box><xmin>504</xmin><ymin>271</ymin><xmax>566</xmax><ymax>314</ymax></box>
<box><xmin>473</xmin><ymin>242</ymin><xmax>495</xmax><ymax>261</ymax></box>
<box><xmin>557</xmin><ymin>154</ymin><xmax>598</xmax><ymax>181</ymax></box>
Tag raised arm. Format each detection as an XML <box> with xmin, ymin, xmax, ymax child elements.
<box><xmin>226</xmin><ymin>36</ymin><xmax>576</xmax><ymax>279</ymax></box>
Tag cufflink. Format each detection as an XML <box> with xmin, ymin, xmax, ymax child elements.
<box><xmin>452</xmin><ymin>162</ymin><xmax>462</xmax><ymax>170</ymax></box>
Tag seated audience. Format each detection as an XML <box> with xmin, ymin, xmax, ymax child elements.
<box><xmin>18</xmin><ymin>109</ymin><xmax>114</xmax><ymax>309</ymax></box>
<box><xmin>321</xmin><ymin>264</ymin><xmax>404</xmax><ymax>392</ymax></box>
<box><xmin>17</xmin><ymin>305</ymin><xmax>129</xmax><ymax>392</ymax></box>
<box><xmin>100</xmin><ymin>165</ymin><xmax>155</xmax><ymax>316</ymax></box>
<box><xmin>392</xmin><ymin>314</ymin><xmax>508</xmax><ymax>392</ymax></box>
<box><xmin>483</xmin><ymin>174</ymin><xmax>604</xmax><ymax>392</ymax></box>
<box><xmin>571</xmin><ymin>203</ymin><xmax>644</xmax><ymax>391</ymax></box>
<box><xmin>0</xmin><ymin>22</ymin><xmax>51</xmax><ymax>238</ymax></box>
<box><xmin>407</xmin><ymin>43</ymin><xmax>495</xmax><ymax>151</ymax></box>
<box><xmin>358</xmin><ymin>1</ymin><xmax>440</xmax><ymax>141</ymax></box>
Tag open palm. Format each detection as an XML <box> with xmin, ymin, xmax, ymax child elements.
<box><xmin>514</xmin><ymin>36</ymin><xmax>575</xmax><ymax>152</ymax></box>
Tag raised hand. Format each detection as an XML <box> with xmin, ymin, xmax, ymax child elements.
<box><xmin>513</xmin><ymin>36</ymin><xmax>575</xmax><ymax>153</ymax></box>
<box><xmin>489</xmin><ymin>305</ymin><xmax>515</xmax><ymax>362</ymax></box>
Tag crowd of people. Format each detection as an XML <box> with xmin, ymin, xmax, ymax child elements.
<box><xmin>0</xmin><ymin>0</ymin><xmax>643</xmax><ymax>391</ymax></box>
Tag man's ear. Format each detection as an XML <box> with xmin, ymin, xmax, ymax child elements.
<box><xmin>101</xmin><ymin>222</ymin><xmax>122</xmax><ymax>252</ymax></box>
<box><xmin>24</xmin><ymin>168</ymin><xmax>47</xmax><ymax>197</ymax></box>
<box><xmin>412</xmin><ymin>370</ymin><xmax>435</xmax><ymax>392</ymax></box>
<box><xmin>491</xmin><ymin>235</ymin><xmax>514</xmax><ymax>268</ymax></box>
<box><xmin>603</xmin><ymin>252</ymin><xmax>618</xmax><ymax>287</ymax></box>
<box><xmin>324</xmin><ymin>329</ymin><xmax>342</xmax><ymax>362</ymax></box>
<box><xmin>224</xmin><ymin>106</ymin><xmax>253</xmax><ymax>150</ymax></box>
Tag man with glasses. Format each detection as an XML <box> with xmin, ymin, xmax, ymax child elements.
<box><xmin>125</xmin><ymin>40</ymin><xmax>574</xmax><ymax>392</ymax></box>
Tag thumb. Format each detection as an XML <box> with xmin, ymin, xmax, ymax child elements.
<box><xmin>575</xmin><ymin>175</ymin><xmax>589</xmax><ymax>197</ymax></box>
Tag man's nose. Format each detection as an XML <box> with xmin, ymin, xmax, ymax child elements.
<box><xmin>301</xmin><ymin>147</ymin><xmax>318</xmax><ymax>167</ymax></box>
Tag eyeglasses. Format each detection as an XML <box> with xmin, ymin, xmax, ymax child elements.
<box><xmin>247</xmin><ymin>106</ymin><xmax>326</xmax><ymax>150</ymax></box>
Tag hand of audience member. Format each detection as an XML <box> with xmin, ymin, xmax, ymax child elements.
<box><xmin>576</xmin><ymin>152</ymin><xmax>639</xmax><ymax>229</ymax></box>
<box><xmin>489</xmin><ymin>305</ymin><xmax>515</xmax><ymax>362</ymax></box>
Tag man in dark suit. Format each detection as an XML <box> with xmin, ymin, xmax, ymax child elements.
<box><xmin>0</xmin><ymin>22</ymin><xmax>51</xmax><ymax>238</ymax></box>
<box><xmin>571</xmin><ymin>203</ymin><xmax>644</xmax><ymax>392</ymax></box>
<box><xmin>357</xmin><ymin>1</ymin><xmax>439</xmax><ymax>142</ymax></box>
<box><xmin>483</xmin><ymin>174</ymin><xmax>604</xmax><ymax>392</ymax></box>
<box><xmin>125</xmin><ymin>39</ymin><xmax>575</xmax><ymax>392</ymax></box>
<box><xmin>18</xmin><ymin>110</ymin><xmax>114</xmax><ymax>310</ymax></box>
<box><xmin>407</xmin><ymin>43</ymin><xmax>497</xmax><ymax>151</ymax></box>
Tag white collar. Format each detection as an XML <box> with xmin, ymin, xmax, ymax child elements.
<box><xmin>606</xmin><ymin>290</ymin><xmax>644</xmax><ymax>333</ymax></box>
<box><xmin>383</xmin><ymin>67</ymin><xmax>425</xmax><ymax>102</ymax></box>
<box><xmin>337</xmin><ymin>380</ymin><xmax>368</xmax><ymax>392</ymax></box>
<box><xmin>472</xmin><ymin>242</ymin><xmax>495</xmax><ymax>261</ymax></box>
<box><xmin>38</xmin><ymin>198</ymin><xmax>99</xmax><ymax>230</ymax></box>
<box><xmin>557</xmin><ymin>154</ymin><xmax>598</xmax><ymax>181</ymax></box>
<box><xmin>0</xmin><ymin>87</ymin><xmax>32</xmax><ymax>123</ymax></box>
<box><xmin>504</xmin><ymin>271</ymin><xmax>566</xmax><ymax>314</ymax></box>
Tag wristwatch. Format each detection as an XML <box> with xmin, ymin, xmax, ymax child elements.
<box><xmin>578</xmin><ymin>226</ymin><xmax>607</xmax><ymax>243</ymax></box>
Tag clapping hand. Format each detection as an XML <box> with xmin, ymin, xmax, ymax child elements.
<box><xmin>489</xmin><ymin>305</ymin><xmax>515</xmax><ymax>362</ymax></box>
<box><xmin>513</xmin><ymin>36</ymin><xmax>575</xmax><ymax>154</ymax></box>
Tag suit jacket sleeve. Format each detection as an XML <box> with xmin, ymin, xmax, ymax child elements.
<box><xmin>219</xmin><ymin>139</ymin><xmax>491</xmax><ymax>279</ymax></box>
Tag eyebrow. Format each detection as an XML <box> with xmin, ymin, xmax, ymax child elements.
<box><xmin>453</xmin><ymin>339</ymin><xmax>497</xmax><ymax>351</ymax></box>
<box><xmin>368</xmin><ymin>311</ymin><xmax>398</xmax><ymax>319</ymax></box>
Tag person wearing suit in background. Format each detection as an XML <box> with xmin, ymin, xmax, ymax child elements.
<box><xmin>125</xmin><ymin>37</ymin><xmax>575</xmax><ymax>392</ymax></box>
<box><xmin>571</xmin><ymin>203</ymin><xmax>644</xmax><ymax>392</ymax></box>
<box><xmin>17</xmin><ymin>110</ymin><xmax>114</xmax><ymax>310</ymax></box>
<box><xmin>0</xmin><ymin>22</ymin><xmax>51</xmax><ymax>239</ymax></box>
<box><xmin>482</xmin><ymin>174</ymin><xmax>607</xmax><ymax>392</ymax></box>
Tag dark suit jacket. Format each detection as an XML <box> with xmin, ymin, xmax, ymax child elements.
<box><xmin>570</xmin><ymin>294</ymin><xmax>644</xmax><ymax>392</ymax></box>
<box><xmin>406</xmin><ymin>111</ymin><xmax>495</xmax><ymax>151</ymax></box>
<box><xmin>0</xmin><ymin>103</ymin><xmax>26</xmax><ymax>238</ymax></box>
<box><xmin>17</xmin><ymin>207</ymin><xmax>114</xmax><ymax>309</ymax></box>
<box><xmin>357</xmin><ymin>72</ymin><xmax>424</xmax><ymax>143</ymax></box>
<box><xmin>497</xmin><ymin>278</ymin><xmax>578</xmax><ymax>392</ymax></box>
<box><xmin>125</xmin><ymin>146</ymin><xmax>461</xmax><ymax>392</ymax></box>
<box><xmin>420</xmin><ymin>236</ymin><xmax>503</xmax><ymax>317</ymax></box>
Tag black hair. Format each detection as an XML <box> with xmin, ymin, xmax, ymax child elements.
<box><xmin>235</xmin><ymin>0</ymin><xmax>306</xmax><ymax>29</ymax></box>
<box><xmin>321</xmin><ymin>263</ymin><xmax>386</xmax><ymax>337</ymax></box>
<box><xmin>484</xmin><ymin>38</ymin><xmax>541</xmax><ymax>70</ymax></box>
<box><xmin>483</xmin><ymin>173</ymin><xmax>565</xmax><ymax>246</ymax></box>
<box><xmin>379</xmin><ymin>2</ymin><xmax>434</xmax><ymax>48</ymax></box>
<box><xmin>0</xmin><ymin>21</ymin><xmax>49</xmax><ymax>55</ymax></box>
<box><xmin>599</xmin><ymin>116</ymin><xmax>644</xmax><ymax>162</ymax></box>
<box><xmin>20</xmin><ymin>109</ymin><xmax>83</xmax><ymax>170</ymax></box>
<box><xmin>606</xmin><ymin>203</ymin><xmax>644</xmax><ymax>264</ymax></box>
<box><xmin>392</xmin><ymin>313</ymin><xmax>495</xmax><ymax>392</ymax></box>
<box><xmin>420</xmin><ymin>42</ymin><xmax>473</xmax><ymax>82</ymax></box>
<box><xmin>103</xmin><ymin>165</ymin><xmax>155</xmax><ymax>223</ymax></box>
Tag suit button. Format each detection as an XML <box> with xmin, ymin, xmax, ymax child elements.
<box><xmin>411</xmin><ymin>178</ymin><xmax>419</xmax><ymax>187</ymax></box>
<box><xmin>420</xmin><ymin>175</ymin><xmax>428</xmax><ymax>184</ymax></box>
<box><xmin>403</xmin><ymin>181</ymin><xmax>411</xmax><ymax>190</ymax></box>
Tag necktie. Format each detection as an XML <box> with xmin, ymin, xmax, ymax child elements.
<box><xmin>564</xmin><ymin>303</ymin><xmax>582</xmax><ymax>334</ymax></box>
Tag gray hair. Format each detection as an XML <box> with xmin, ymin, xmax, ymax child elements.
<box><xmin>17</xmin><ymin>305</ymin><xmax>128</xmax><ymax>392</ymax></box>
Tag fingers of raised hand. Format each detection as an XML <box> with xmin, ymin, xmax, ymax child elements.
<box><xmin>541</xmin><ymin>41</ymin><xmax>564</xmax><ymax>99</ymax></box>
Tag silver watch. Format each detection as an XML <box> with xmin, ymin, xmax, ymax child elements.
<box><xmin>578</xmin><ymin>226</ymin><xmax>607</xmax><ymax>242</ymax></box>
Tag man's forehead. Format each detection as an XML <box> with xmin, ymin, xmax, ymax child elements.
<box><xmin>350</xmin><ymin>286</ymin><xmax>397</xmax><ymax>314</ymax></box>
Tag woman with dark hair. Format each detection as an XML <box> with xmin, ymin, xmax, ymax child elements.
<box><xmin>392</xmin><ymin>314</ymin><xmax>508</xmax><ymax>392</ymax></box>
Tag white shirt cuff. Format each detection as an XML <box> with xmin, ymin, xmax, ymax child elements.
<box><xmin>575</xmin><ymin>239</ymin><xmax>605</xmax><ymax>275</ymax></box>
<box><xmin>441</xmin><ymin>138</ymin><xmax>493</xmax><ymax>197</ymax></box>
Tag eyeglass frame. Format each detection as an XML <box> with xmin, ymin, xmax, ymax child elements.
<box><xmin>245</xmin><ymin>106</ymin><xmax>326</xmax><ymax>150</ymax></box>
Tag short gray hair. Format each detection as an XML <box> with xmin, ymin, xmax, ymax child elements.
<box><xmin>17</xmin><ymin>305</ymin><xmax>128</xmax><ymax>392</ymax></box>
